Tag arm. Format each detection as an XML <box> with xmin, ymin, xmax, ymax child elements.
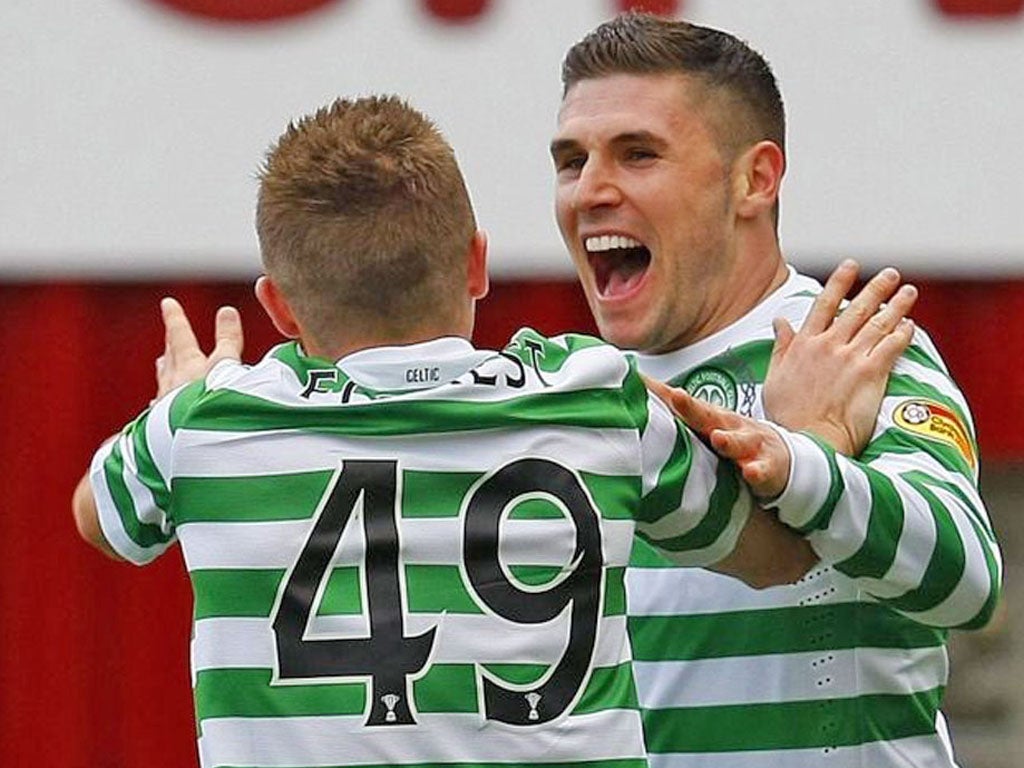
<box><xmin>660</xmin><ymin>269</ymin><xmax>1001</xmax><ymax>628</ymax></box>
<box><xmin>643</xmin><ymin>262</ymin><xmax>919</xmax><ymax>589</ymax></box>
<box><xmin>72</xmin><ymin>298</ymin><xmax>243</xmax><ymax>560</ymax></box>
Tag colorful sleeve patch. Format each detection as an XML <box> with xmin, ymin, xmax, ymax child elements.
<box><xmin>892</xmin><ymin>399</ymin><xmax>976</xmax><ymax>470</ymax></box>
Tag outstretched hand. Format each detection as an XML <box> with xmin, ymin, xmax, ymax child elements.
<box><xmin>647</xmin><ymin>377</ymin><xmax>791</xmax><ymax>500</ymax></box>
<box><xmin>645</xmin><ymin>376</ymin><xmax>817</xmax><ymax>587</ymax></box>
<box><xmin>764</xmin><ymin>260</ymin><xmax>917</xmax><ymax>456</ymax></box>
<box><xmin>155</xmin><ymin>297</ymin><xmax>244</xmax><ymax>399</ymax></box>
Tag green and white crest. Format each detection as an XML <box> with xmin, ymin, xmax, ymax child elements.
<box><xmin>682</xmin><ymin>367</ymin><xmax>738</xmax><ymax>411</ymax></box>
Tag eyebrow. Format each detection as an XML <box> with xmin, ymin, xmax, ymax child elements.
<box><xmin>550</xmin><ymin>131</ymin><xmax>670</xmax><ymax>158</ymax></box>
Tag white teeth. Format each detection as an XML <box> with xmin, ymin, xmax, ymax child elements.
<box><xmin>585</xmin><ymin>234</ymin><xmax>642</xmax><ymax>252</ymax></box>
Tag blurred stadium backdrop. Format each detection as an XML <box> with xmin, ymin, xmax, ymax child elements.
<box><xmin>1</xmin><ymin>1</ymin><xmax>1021</xmax><ymax>765</ymax></box>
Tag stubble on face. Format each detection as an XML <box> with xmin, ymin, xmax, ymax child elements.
<box><xmin>553</xmin><ymin>73</ymin><xmax>739</xmax><ymax>354</ymax></box>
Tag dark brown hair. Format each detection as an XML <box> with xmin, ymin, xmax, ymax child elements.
<box><xmin>562</xmin><ymin>12</ymin><xmax>785</xmax><ymax>159</ymax></box>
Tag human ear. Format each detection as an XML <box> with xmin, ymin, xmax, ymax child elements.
<box><xmin>254</xmin><ymin>275</ymin><xmax>303</xmax><ymax>339</ymax></box>
<box><xmin>467</xmin><ymin>230</ymin><xmax>489</xmax><ymax>300</ymax></box>
<box><xmin>734</xmin><ymin>140</ymin><xmax>785</xmax><ymax>220</ymax></box>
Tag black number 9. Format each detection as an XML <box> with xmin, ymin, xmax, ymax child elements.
<box><xmin>463</xmin><ymin>458</ymin><xmax>603</xmax><ymax>725</ymax></box>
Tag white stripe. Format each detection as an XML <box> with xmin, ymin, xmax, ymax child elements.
<box><xmin>192</xmin><ymin>614</ymin><xmax>632</xmax><ymax>671</ymax></box>
<box><xmin>865</xmin><ymin>442</ymin><xmax>985</xmax><ymax>527</ymax></box>
<box><xmin>648</xmin><ymin>492</ymin><xmax>751</xmax><ymax>568</ymax></box>
<box><xmin>179</xmin><ymin>517</ymin><xmax>635</xmax><ymax>570</ymax></box>
<box><xmin>120</xmin><ymin>434</ymin><xmax>172</xmax><ymax>535</ymax></box>
<box><xmin>772</xmin><ymin>430</ymin><xmax>835</xmax><ymax>529</ymax></box>
<box><xmin>626</xmin><ymin>564</ymin><xmax>859</xmax><ymax>617</ymax></box>
<box><xmin>901</xmin><ymin>485</ymin><xmax>999</xmax><ymax>627</ymax></box>
<box><xmin>633</xmin><ymin>645</ymin><xmax>948</xmax><ymax>708</ymax></box>
<box><xmin>89</xmin><ymin>439</ymin><xmax>172</xmax><ymax>565</ymax></box>
<box><xmin>890</xmin><ymin>353</ymin><xmax>972</xmax><ymax>430</ymax></box>
<box><xmin>197</xmin><ymin>708</ymin><xmax>645</xmax><ymax>767</ymax></box>
<box><xmin>647</xmin><ymin>732</ymin><xmax>957</xmax><ymax>768</ymax></box>
<box><xmin>810</xmin><ymin>463</ymin><xmax>872</xmax><ymax>565</ymax></box>
<box><xmin>640</xmin><ymin>392</ymin><xmax>679</xmax><ymax>497</ymax></box>
<box><xmin>172</xmin><ymin>425</ymin><xmax>642</xmax><ymax>478</ymax></box>
<box><xmin>639</xmin><ymin>427</ymin><xmax>717</xmax><ymax>543</ymax></box>
<box><xmin>847</xmin><ymin>477</ymin><xmax>936</xmax><ymax>600</ymax></box>
<box><xmin>145</xmin><ymin>387</ymin><xmax>178</xmax><ymax>485</ymax></box>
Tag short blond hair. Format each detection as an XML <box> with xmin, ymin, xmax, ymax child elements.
<box><xmin>256</xmin><ymin>96</ymin><xmax>477</xmax><ymax>347</ymax></box>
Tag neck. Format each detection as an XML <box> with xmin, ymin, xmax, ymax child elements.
<box><xmin>685</xmin><ymin>230</ymin><xmax>788</xmax><ymax>348</ymax></box>
<box><xmin>302</xmin><ymin>321</ymin><xmax>473</xmax><ymax>362</ymax></box>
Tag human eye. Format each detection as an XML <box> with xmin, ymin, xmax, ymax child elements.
<box><xmin>625</xmin><ymin>146</ymin><xmax>658</xmax><ymax>163</ymax></box>
<box><xmin>553</xmin><ymin>152</ymin><xmax>586</xmax><ymax>175</ymax></box>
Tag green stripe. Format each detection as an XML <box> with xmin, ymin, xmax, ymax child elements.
<box><xmin>902</xmin><ymin>343</ymin><xmax>947</xmax><ymax>375</ymax></box>
<box><xmin>575</xmin><ymin>662</ymin><xmax>639</xmax><ymax>715</ymax></box>
<box><xmin>628</xmin><ymin>603</ymin><xmax>946</xmax><ymax>661</ymax></box>
<box><xmin>191</xmin><ymin>567</ymin><xmax>363</xmax><ymax>620</ymax></box>
<box><xmin>174</xmin><ymin>471</ymin><xmax>333</xmax><ymax>524</ymax></box>
<box><xmin>130</xmin><ymin>413</ymin><xmax>171</xmax><ymax>511</ymax></box>
<box><xmin>834</xmin><ymin>471</ymin><xmax>902</xmax><ymax>579</ymax></box>
<box><xmin>168</xmin><ymin>379</ymin><xmax>207</xmax><ymax>433</ymax></box>
<box><xmin>793</xmin><ymin>432</ymin><xmax>844</xmax><ymax>534</ymax></box>
<box><xmin>179</xmin><ymin>387</ymin><xmax>638</xmax><ymax>436</ymax></box>
<box><xmin>643</xmin><ymin>687</ymin><xmax>944</xmax><ymax>752</ymax></box>
<box><xmin>196</xmin><ymin>664</ymin><xmax>639</xmax><ymax>723</ymax></box>
<box><xmin>193</xmin><ymin>564</ymin><xmax>628</xmax><ymax>620</ymax></box>
<box><xmin>582</xmin><ymin>473</ymin><xmax>640</xmax><ymax>521</ymax></box>
<box><xmin>863</xmin><ymin>428</ymin><xmax>974</xmax><ymax>478</ymax></box>
<box><xmin>195</xmin><ymin>668</ymin><xmax>364</xmax><ymax>721</ymax></box>
<box><xmin>173</xmin><ymin>470</ymin><xmax>639</xmax><ymax>524</ymax></box>
<box><xmin>102</xmin><ymin>437</ymin><xmax>172</xmax><ymax>549</ymax></box>
<box><xmin>636</xmin><ymin>431</ymin><xmax>691</xmax><ymax>525</ymax></box>
<box><xmin>647</xmin><ymin>458</ymin><xmax>740</xmax><ymax>553</ymax></box>
<box><xmin>622</xmin><ymin>361</ymin><xmax>649</xmax><ymax>433</ymax></box>
<box><xmin>885</xmin><ymin>482</ymin><xmax>966</xmax><ymax>614</ymax></box>
<box><xmin>904</xmin><ymin>469</ymin><xmax>993</xmax><ymax>540</ymax></box>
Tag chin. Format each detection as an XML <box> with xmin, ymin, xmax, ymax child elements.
<box><xmin>596</xmin><ymin>322</ymin><xmax>647</xmax><ymax>351</ymax></box>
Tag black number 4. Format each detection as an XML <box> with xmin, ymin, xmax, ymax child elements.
<box><xmin>272</xmin><ymin>458</ymin><xmax>603</xmax><ymax>728</ymax></box>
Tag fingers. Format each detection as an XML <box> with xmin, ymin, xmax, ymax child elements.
<box><xmin>801</xmin><ymin>259</ymin><xmax>859</xmax><ymax>335</ymax></box>
<box><xmin>853</xmin><ymin>283</ymin><xmax>917</xmax><ymax>353</ymax></box>
<box><xmin>161</xmin><ymin>296</ymin><xmax>201</xmax><ymax>361</ymax></box>
<box><xmin>830</xmin><ymin>266</ymin><xmax>902</xmax><ymax>342</ymax></box>
<box><xmin>668</xmin><ymin>388</ymin><xmax>745</xmax><ymax>436</ymax></box>
<box><xmin>870</xmin><ymin>317</ymin><xmax>915</xmax><ymax>371</ymax></box>
<box><xmin>210</xmin><ymin>305</ymin><xmax>244</xmax><ymax>364</ymax></box>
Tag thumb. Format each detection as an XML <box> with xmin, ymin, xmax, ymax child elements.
<box><xmin>771</xmin><ymin>316</ymin><xmax>795</xmax><ymax>359</ymax></box>
<box><xmin>210</xmin><ymin>306</ymin><xmax>244</xmax><ymax>364</ymax></box>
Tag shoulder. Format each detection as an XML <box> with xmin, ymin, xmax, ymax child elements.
<box><xmin>503</xmin><ymin>327</ymin><xmax>635</xmax><ymax>384</ymax></box>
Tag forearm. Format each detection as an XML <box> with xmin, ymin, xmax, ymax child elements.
<box><xmin>72</xmin><ymin>470</ymin><xmax>123</xmax><ymax>561</ymax></box>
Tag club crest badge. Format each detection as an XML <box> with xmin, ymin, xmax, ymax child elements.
<box><xmin>893</xmin><ymin>399</ymin><xmax>976</xmax><ymax>469</ymax></box>
<box><xmin>682</xmin><ymin>367</ymin><xmax>738</xmax><ymax>411</ymax></box>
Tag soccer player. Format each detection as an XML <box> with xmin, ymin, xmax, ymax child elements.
<box><xmin>552</xmin><ymin>13</ymin><xmax>1003</xmax><ymax>768</ymax></box>
<box><xmin>72</xmin><ymin>95</ymin><xmax>862</xmax><ymax>768</ymax></box>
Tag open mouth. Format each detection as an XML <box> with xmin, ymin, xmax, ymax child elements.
<box><xmin>585</xmin><ymin>235</ymin><xmax>651</xmax><ymax>298</ymax></box>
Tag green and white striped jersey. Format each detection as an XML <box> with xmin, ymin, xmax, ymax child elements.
<box><xmin>629</xmin><ymin>267</ymin><xmax>1002</xmax><ymax>768</ymax></box>
<box><xmin>90</xmin><ymin>329</ymin><xmax>752</xmax><ymax>768</ymax></box>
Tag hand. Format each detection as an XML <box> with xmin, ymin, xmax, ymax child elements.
<box><xmin>763</xmin><ymin>260</ymin><xmax>917</xmax><ymax>455</ymax></box>
<box><xmin>645</xmin><ymin>377</ymin><xmax>791</xmax><ymax>500</ymax></box>
<box><xmin>155</xmin><ymin>297</ymin><xmax>244</xmax><ymax>399</ymax></box>
<box><xmin>645</xmin><ymin>376</ymin><xmax>817</xmax><ymax>587</ymax></box>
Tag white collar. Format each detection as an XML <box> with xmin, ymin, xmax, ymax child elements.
<box><xmin>336</xmin><ymin>336</ymin><xmax>492</xmax><ymax>391</ymax></box>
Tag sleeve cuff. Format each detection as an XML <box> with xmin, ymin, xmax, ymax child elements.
<box><xmin>768</xmin><ymin>427</ymin><xmax>839</xmax><ymax>532</ymax></box>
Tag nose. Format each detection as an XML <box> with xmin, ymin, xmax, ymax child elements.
<box><xmin>572</xmin><ymin>157</ymin><xmax>622</xmax><ymax>212</ymax></box>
